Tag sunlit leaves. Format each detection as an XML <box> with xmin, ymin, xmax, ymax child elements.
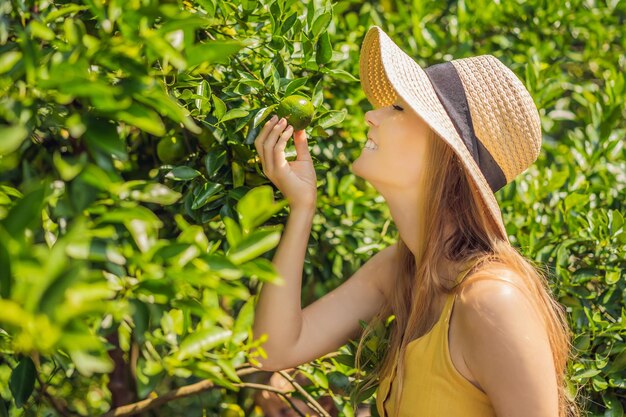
<box><xmin>236</xmin><ymin>185</ymin><xmax>289</xmax><ymax>235</ymax></box>
<box><xmin>0</xmin><ymin>125</ymin><xmax>28</xmax><ymax>156</ymax></box>
<box><xmin>176</xmin><ymin>327</ymin><xmax>232</xmax><ymax>361</ymax></box>
<box><xmin>0</xmin><ymin>0</ymin><xmax>622</xmax><ymax>415</ymax></box>
<box><xmin>186</xmin><ymin>40</ymin><xmax>245</xmax><ymax>67</ymax></box>
<box><xmin>227</xmin><ymin>226</ymin><xmax>282</xmax><ymax>265</ymax></box>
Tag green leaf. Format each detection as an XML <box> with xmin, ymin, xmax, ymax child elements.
<box><xmin>43</xmin><ymin>4</ymin><xmax>90</xmax><ymax>22</ymax></box>
<box><xmin>177</xmin><ymin>327</ymin><xmax>232</xmax><ymax>360</ymax></box>
<box><xmin>78</xmin><ymin>164</ymin><xmax>115</xmax><ymax>190</ymax></box>
<box><xmin>195</xmin><ymin>79</ymin><xmax>211</xmax><ymax>111</ymax></box>
<box><xmin>144</xmin><ymin>29</ymin><xmax>187</xmax><ymax>69</ymax></box>
<box><xmin>0</xmin><ymin>124</ymin><xmax>29</xmax><ymax>156</ymax></box>
<box><xmin>239</xmin><ymin>258</ymin><xmax>281</xmax><ymax>283</ymax></box>
<box><xmin>17</xmin><ymin>28</ymin><xmax>36</xmax><ymax>84</ymax></box>
<box><xmin>204</xmin><ymin>149</ymin><xmax>227</xmax><ymax>177</ymax></box>
<box><xmin>223</xmin><ymin>216</ymin><xmax>242</xmax><ymax>248</ymax></box>
<box><xmin>0</xmin><ymin>240</ymin><xmax>10</xmax><ymax>298</ymax></box>
<box><xmin>130</xmin><ymin>183</ymin><xmax>182</xmax><ymax>205</ymax></box>
<box><xmin>607</xmin><ymin>349</ymin><xmax>626</xmax><ymax>374</ymax></box>
<box><xmin>216</xmin><ymin>357</ymin><xmax>241</xmax><ymax>383</ymax></box>
<box><xmin>280</xmin><ymin>12</ymin><xmax>299</xmax><ymax>35</ymax></box>
<box><xmin>325</xmin><ymin>68</ymin><xmax>359</xmax><ymax>82</ymax></box>
<box><xmin>28</xmin><ymin>20</ymin><xmax>55</xmax><ymax>41</ymax></box>
<box><xmin>1</xmin><ymin>184</ymin><xmax>46</xmax><ymax>237</ymax></box>
<box><xmin>231</xmin><ymin>160</ymin><xmax>244</xmax><ymax>188</ymax></box>
<box><xmin>38</xmin><ymin>263</ymin><xmax>85</xmax><ymax>317</ymax></box>
<box><xmin>115</xmin><ymin>103</ymin><xmax>165</xmax><ymax>136</ymax></box>
<box><xmin>166</xmin><ymin>166</ymin><xmax>201</xmax><ymax>181</ymax></box>
<box><xmin>284</xmin><ymin>78</ymin><xmax>309</xmax><ymax>96</ymax></box>
<box><xmin>251</xmin><ymin>105</ymin><xmax>277</xmax><ymax>129</ymax></box>
<box><xmin>306</xmin><ymin>0</ymin><xmax>315</xmax><ymax>28</ymax></box>
<box><xmin>9</xmin><ymin>357</ymin><xmax>36</xmax><ymax>408</ymax></box>
<box><xmin>0</xmin><ymin>51</ymin><xmax>23</xmax><ymax>74</ymax></box>
<box><xmin>69</xmin><ymin>350</ymin><xmax>113</xmax><ymax>377</ymax></box>
<box><xmin>97</xmin><ymin>207</ymin><xmax>162</xmax><ymax>251</ymax></box>
<box><xmin>133</xmin><ymin>86</ymin><xmax>201</xmax><ymax>134</ymax></box>
<box><xmin>310</xmin><ymin>12</ymin><xmax>331</xmax><ymax>38</ymax></box>
<box><xmin>220</xmin><ymin>108</ymin><xmax>249</xmax><ymax>123</ymax></box>
<box><xmin>186</xmin><ymin>40</ymin><xmax>244</xmax><ymax>67</ymax></box>
<box><xmin>232</xmin><ymin>297</ymin><xmax>255</xmax><ymax>345</ymax></box>
<box><xmin>52</xmin><ymin>151</ymin><xmax>88</xmax><ymax>181</ymax></box>
<box><xmin>226</xmin><ymin>227</ymin><xmax>282</xmax><ymax>265</ymax></box>
<box><xmin>212</xmin><ymin>95</ymin><xmax>227</xmax><ymax>120</ymax></box>
<box><xmin>563</xmin><ymin>192</ymin><xmax>587</xmax><ymax>212</ymax></box>
<box><xmin>605</xmin><ymin>270</ymin><xmax>621</xmax><ymax>285</ymax></box>
<box><xmin>191</xmin><ymin>182</ymin><xmax>224</xmax><ymax>209</ymax></box>
<box><xmin>236</xmin><ymin>186</ymin><xmax>288</xmax><ymax>234</ymax></box>
<box><xmin>65</xmin><ymin>239</ymin><xmax>126</xmax><ymax>265</ymax></box>
<box><xmin>0</xmin><ymin>393</ymin><xmax>8</xmax><ymax>417</ymax></box>
<box><xmin>197</xmin><ymin>254</ymin><xmax>242</xmax><ymax>280</ymax></box>
<box><xmin>316</xmin><ymin>32</ymin><xmax>332</xmax><ymax>65</ymax></box>
<box><xmin>603</xmin><ymin>392</ymin><xmax>624</xmax><ymax>417</ymax></box>
<box><xmin>84</xmin><ymin>118</ymin><xmax>128</xmax><ymax>161</ymax></box>
<box><xmin>61</xmin><ymin>20</ymin><xmax>83</xmax><ymax>46</ymax></box>
<box><xmin>316</xmin><ymin>109</ymin><xmax>347</xmax><ymax>129</ymax></box>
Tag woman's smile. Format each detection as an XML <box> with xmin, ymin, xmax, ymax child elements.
<box><xmin>364</xmin><ymin>138</ymin><xmax>379</xmax><ymax>150</ymax></box>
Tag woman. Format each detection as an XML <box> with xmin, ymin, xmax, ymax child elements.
<box><xmin>252</xmin><ymin>26</ymin><xmax>579</xmax><ymax>417</ymax></box>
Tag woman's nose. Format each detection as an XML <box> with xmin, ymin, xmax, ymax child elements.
<box><xmin>365</xmin><ymin>110</ymin><xmax>377</xmax><ymax>127</ymax></box>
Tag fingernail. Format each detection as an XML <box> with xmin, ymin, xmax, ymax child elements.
<box><xmin>279</xmin><ymin>117</ymin><xmax>286</xmax><ymax>124</ymax></box>
<box><xmin>270</xmin><ymin>115</ymin><xmax>278</xmax><ymax>122</ymax></box>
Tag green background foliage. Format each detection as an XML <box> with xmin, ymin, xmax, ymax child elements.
<box><xmin>0</xmin><ymin>0</ymin><xmax>624</xmax><ymax>416</ymax></box>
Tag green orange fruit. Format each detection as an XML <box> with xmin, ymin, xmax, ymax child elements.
<box><xmin>156</xmin><ymin>136</ymin><xmax>186</xmax><ymax>164</ymax></box>
<box><xmin>276</xmin><ymin>94</ymin><xmax>315</xmax><ymax>130</ymax></box>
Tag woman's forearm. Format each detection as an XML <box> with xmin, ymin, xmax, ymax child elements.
<box><xmin>251</xmin><ymin>205</ymin><xmax>315</xmax><ymax>370</ymax></box>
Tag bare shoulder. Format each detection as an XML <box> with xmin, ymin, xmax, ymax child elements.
<box><xmin>457</xmin><ymin>267</ymin><xmax>532</xmax><ymax>311</ymax></box>
<box><xmin>456</xmin><ymin>267</ymin><xmax>541</xmax><ymax>338</ymax></box>
<box><xmin>455</xmin><ymin>269</ymin><xmax>558</xmax><ymax>416</ymax></box>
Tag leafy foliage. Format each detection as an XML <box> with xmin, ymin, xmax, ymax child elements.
<box><xmin>0</xmin><ymin>0</ymin><xmax>624</xmax><ymax>416</ymax></box>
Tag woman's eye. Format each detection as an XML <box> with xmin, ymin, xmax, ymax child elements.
<box><xmin>392</xmin><ymin>104</ymin><xmax>404</xmax><ymax>111</ymax></box>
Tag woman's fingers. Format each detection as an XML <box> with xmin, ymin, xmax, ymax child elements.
<box><xmin>262</xmin><ymin>117</ymin><xmax>288</xmax><ymax>175</ymax></box>
<box><xmin>254</xmin><ymin>114</ymin><xmax>279</xmax><ymax>162</ymax></box>
<box><xmin>274</xmin><ymin>124</ymin><xmax>294</xmax><ymax>174</ymax></box>
<box><xmin>293</xmin><ymin>130</ymin><xmax>311</xmax><ymax>161</ymax></box>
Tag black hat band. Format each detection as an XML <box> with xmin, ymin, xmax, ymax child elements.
<box><xmin>423</xmin><ymin>61</ymin><xmax>507</xmax><ymax>193</ymax></box>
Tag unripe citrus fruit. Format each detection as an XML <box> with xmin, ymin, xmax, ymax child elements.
<box><xmin>157</xmin><ymin>136</ymin><xmax>186</xmax><ymax>164</ymax></box>
<box><xmin>276</xmin><ymin>94</ymin><xmax>315</xmax><ymax>130</ymax></box>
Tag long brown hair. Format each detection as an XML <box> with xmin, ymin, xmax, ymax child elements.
<box><xmin>352</xmin><ymin>127</ymin><xmax>583</xmax><ymax>417</ymax></box>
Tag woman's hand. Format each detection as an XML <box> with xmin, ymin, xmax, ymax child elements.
<box><xmin>254</xmin><ymin>115</ymin><xmax>317</xmax><ymax>210</ymax></box>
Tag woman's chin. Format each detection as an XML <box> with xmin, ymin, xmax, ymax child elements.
<box><xmin>349</xmin><ymin>156</ymin><xmax>364</xmax><ymax>177</ymax></box>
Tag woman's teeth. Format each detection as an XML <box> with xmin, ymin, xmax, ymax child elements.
<box><xmin>365</xmin><ymin>139</ymin><xmax>378</xmax><ymax>150</ymax></box>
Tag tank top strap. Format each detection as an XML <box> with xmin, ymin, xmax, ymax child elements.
<box><xmin>456</xmin><ymin>259</ymin><xmax>478</xmax><ymax>285</ymax></box>
<box><xmin>443</xmin><ymin>261</ymin><xmax>477</xmax><ymax>315</ymax></box>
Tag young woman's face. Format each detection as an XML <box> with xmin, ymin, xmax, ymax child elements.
<box><xmin>351</xmin><ymin>95</ymin><xmax>433</xmax><ymax>191</ymax></box>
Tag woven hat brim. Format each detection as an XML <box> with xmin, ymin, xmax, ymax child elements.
<box><xmin>359</xmin><ymin>26</ymin><xmax>509</xmax><ymax>242</ymax></box>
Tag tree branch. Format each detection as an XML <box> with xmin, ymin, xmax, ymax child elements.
<box><xmin>100</xmin><ymin>365</ymin><xmax>332</xmax><ymax>417</ymax></box>
<box><xmin>34</xmin><ymin>367</ymin><xmax>75</xmax><ymax>417</ymax></box>
<box><xmin>277</xmin><ymin>369</ymin><xmax>331</xmax><ymax>417</ymax></box>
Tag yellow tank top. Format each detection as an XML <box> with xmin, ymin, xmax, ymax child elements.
<box><xmin>375</xmin><ymin>268</ymin><xmax>496</xmax><ymax>417</ymax></box>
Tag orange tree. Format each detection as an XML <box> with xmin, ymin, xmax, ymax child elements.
<box><xmin>0</xmin><ymin>1</ymin><xmax>382</xmax><ymax>416</ymax></box>
<box><xmin>1</xmin><ymin>0</ymin><xmax>625</xmax><ymax>416</ymax></box>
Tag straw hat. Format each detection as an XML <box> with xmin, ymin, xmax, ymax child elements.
<box><xmin>359</xmin><ymin>26</ymin><xmax>543</xmax><ymax>243</ymax></box>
